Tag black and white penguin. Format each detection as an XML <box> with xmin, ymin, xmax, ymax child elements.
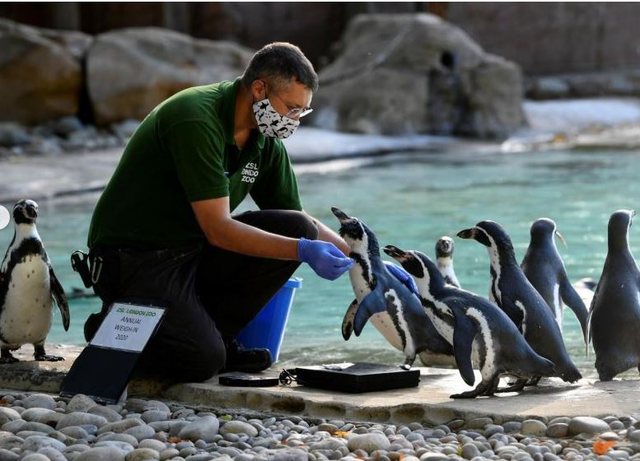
<box><xmin>589</xmin><ymin>209</ymin><xmax>640</xmax><ymax>381</ymax></box>
<box><xmin>0</xmin><ymin>199</ymin><xmax>70</xmax><ymax>363</ymax></box>
<box><xmin>331</xmin><ymin>207</ymin><xmax>452</xmax><ymax>368</ymax></box>
<box><xmin>435</xmin><ymin>236</ymin><xmax>461</xmax><ymax>288</ymax></box>
<box><xmin>457</xmin><ymin>220</ymin><xmax>582</xmax><ymax>388</ymax></box>
<box><xmin>384</xmin><ymin>245</ymin><xmax>556</xmax><ymax>398</ymax></box>
<box><xmin>521</xmin><ymin>218</ymin><xmax>588</xmax><ymax>344</ymax></box>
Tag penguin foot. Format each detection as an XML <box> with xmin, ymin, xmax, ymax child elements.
<box><xmin>451</xmin><ymin>377</ymin><xmax>499</xmax><ymax>399</ymax></box>
<box><xmin>496</xmin><ymin>378</ymin><xmax>527</xmax><ymax>393</ymax></box>
<box><xmin>34</xmin><ymin>354</ymin><xmax>64</xmax><ymax>362</ymax></box>
<box><xmin>0</xmin><ymin>349</ymin><xmax>18</xmax><ymax>364</ymax></box>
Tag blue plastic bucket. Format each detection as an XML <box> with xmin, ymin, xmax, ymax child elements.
<box><xmin>235</xmin><ymin>278</ymin><xmax>302</xmax><ymax>362</ymax></box>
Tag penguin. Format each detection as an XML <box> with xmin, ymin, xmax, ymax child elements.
<box><xmin>589</xmin><ymin>209</ymin><xmax>640</xmax><ymax>381</ymax></box>
<box><xmin>384</xmin><ymin>245</ymin><xmax>556</xmax><ymax>398</ymax></box>
<box><xmin>457</xmin><ymin>220</ymin><xmax>582</xmax><ymax>388</ymax></box>
<box><xmin>331</xmin><ymin>207</ymin><xmax>452</xmax><ymax>368</ymax></box>
<box><xmin>435</xmin><ymin>236</ymin><xmax>461</xmax><ymax>288</ymax></box>
<box><xmin>521</xmin><ymin>218</ymin><xmax>589</xmax><ymax>345</ymax></box>
<box><xmin>0</xmin><ymin>199</ymin><xmax>70</xmax><ymax>363</ymax></box>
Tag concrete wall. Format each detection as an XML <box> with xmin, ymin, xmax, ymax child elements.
<box><xmin>1</xmin><ymin>2</ymin><xmax>639</xmax><ymax>75</ymax></box>
<box><xmin>445</xmin><ymin>2</ymin><xmax>640</xmax><ymax>75</ymax></box>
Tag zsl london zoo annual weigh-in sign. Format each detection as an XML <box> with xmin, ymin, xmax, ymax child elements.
<box><xmin>92</xmin><ymin>303</ymin><xmax>164</xmax><ymax>352</ymax></box>
<box><xmin>61</xmin><ymin>302</ymin><xmax>165</xmax><ymax>403</ymax></box>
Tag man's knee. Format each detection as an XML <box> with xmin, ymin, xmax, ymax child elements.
<box><xmin>284</xmin><ymin>210</ymin><xmax>318</xmax><ymax>240</ymax></box>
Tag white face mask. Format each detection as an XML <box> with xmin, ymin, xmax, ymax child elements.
<box><xmin>253</xmin><ymin>98</ymin><xmax>300</xmax><ymax>139</ymax></box>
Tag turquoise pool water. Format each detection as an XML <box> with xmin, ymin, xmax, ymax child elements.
<box><xmin>1</xmin><ymin>147</ymin><xmax>639</xmax><ymax>378</ymax></box>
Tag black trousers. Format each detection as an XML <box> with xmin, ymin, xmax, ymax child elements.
<box><xmin>85</xmin><ymin>210</ymin><xmax>318</xmax><ymax>382</ymax></box>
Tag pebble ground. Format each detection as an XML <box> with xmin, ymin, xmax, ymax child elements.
<box><xmin>1</xmin><ymin>391</ymin><xmax>639</xmax><ymax>461</ymax></box>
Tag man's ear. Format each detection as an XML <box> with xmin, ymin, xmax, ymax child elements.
<box><xmin>250</xmin><ymin>80</ymin><xmax>266</xmax><ymax>100</ymax></box>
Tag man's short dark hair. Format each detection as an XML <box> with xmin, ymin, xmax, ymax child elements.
<box><xmin>241</xmin><ymin>42</ymin><xmax>319</xmax><ymax>92</ymax></box>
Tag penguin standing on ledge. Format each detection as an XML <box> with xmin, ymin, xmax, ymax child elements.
<box><xmin>331</xmin><ymin>207</ymin><xmax>452</xmax><ymax>368</ymax></box>
<box><xmin>521</xmin><ymin>218</ymin><xmax>588</xmax><ymax>344</ymax></box>
<box><xmin>589</xmin><ymin>209</ymin><xmax>640</xmax><ymax>381</ymax></box>
<box><xmin>457</xmin><ymin>220</ymin><xmax>582</xmax><ymax>388</ymax></box>
<box><xmin>0</xmin><ymin>199</ymin><xmax>70</xmax><ymax>363</ymax></box>
<box><xmin>435</xmin><ymin>236</ymin><xmax>461</xmax><ymax>288</ymax></box>
<box><xmin>384</xmin><ymin>245</ymin><xmax>556</xmax><ymax>399</ymax></box>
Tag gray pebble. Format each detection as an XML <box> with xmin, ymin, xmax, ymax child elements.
<box><xmin>21</xmin><ymin>454</ymin><xmax>50</xmax><ymax>461</ymax></box>
<box><xmin>568</xmin><ymin>417</ymin><xmax>610</xmax><ymax>435</ymax></box>
<box><xmin>98</xmin><ymin>433</ymin><xmax>140</xmax><ymax>448</ymax></box>
<box><xmin>125</xmin><ymin>448</ymin><xmax>160</xmax><ymax>461</ymax></box>
<box><xmin>178</xmin><ymin>416</ymin><xmax>219</xmax><ymax>443</ymax></box>
<box><xmin>98</xmin><ymin>419</ymin><xmax>145</xmax><ymax>435</ymax></box>
<box><xmin>67</xmin><ymin>395</ymin><xmax>98</xmax><ymax>413</ymax></box>
<box><xmin>90</xmin><ymin>406</ymin><xmax>123</xmax><ymax>423</ymax></box>
<box><xmin>219</xmin><ymin>421</ymin><xmax>258</xmax><ymax>437</ymax></box>
<box><xmin>22</xmin><ymin>435</ymin><xmax>67</xmax><ymax>452</ymax></box>
<box><xmin>522</xmin><ymin>420</ymin><xmax>548</xmax><ymax>436</ymax></box>
<box><xmin>141</xmin><ymin>411</ymin><xmax>171</xmax><ymax>424</ymax></box>
<box><xmin>347</xmin><ymin>432</ymin><xmax>390</xmax><ymax>453</ymax></box>
<box><xmin>0</xmin><ymin>407</ymin><xmax>22</xmax><ymax>424</ymax></box>
<box><xmin>22</xmin><ymin>394</ymin><xmax>57</xmax><ymax>410</ymax></box>
<box><xmin>546</xmin><ymin>423</ymin><xmax>569</xmax><ymax>438</ymax></box>
<box><xmin>58</xmin><ymin>413</ymin><xmax>109</xmax><ymax>430</ymax></box>
<box><xmin>0</xmin><ymin>449</ymin><xmax>19</xmax><ymax>461</ymax></box>
<box><xmin>74</xmin><ymin>446</ymin><xmax>127</xmax><ymax>461</ymax></box>
<box><xmin>37</xmin><ymin>446</ymin><xmax>68</xmax><ymax>461</ymax></box>
<box><xmin>125</xmin><ymin>425</ymin><xmax>156</xmax><ymax>442</ymax></box>
<box><xmin>159</xmin><ymin>448</ymin><xmax>180</xmax><ymax>460</ymax></box>
<box><xmin>462</xmin><ymin>442</ymin><xmax>481</xmax><ymax>459</ymax></box>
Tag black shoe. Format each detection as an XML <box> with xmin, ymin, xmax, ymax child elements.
<box><xmin>223</xmin><ymin>338</ymin><xmax>273</xmax><ymax>373</ymax></box>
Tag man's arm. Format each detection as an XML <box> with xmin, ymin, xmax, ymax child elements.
<box><xmin>302</xmin><ymin>211</ymin><xmax>350</xmax><ymax>256</ymax></box>
<box><xmin>192</xmin><ymin>199</ymin><xmax>352</xmax><ymax>280</ymax></box>
<box><xmin>192</xmin><ymin>197</ymin><xmax>299</xmax><ymax>260</ymax></box>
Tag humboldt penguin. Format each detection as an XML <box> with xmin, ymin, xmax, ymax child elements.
<box><xmin>0</xmin><ymin>200</ymin><xmax>70</xmax><ymax>363</ymax></box>
<box><xmin>457</xmin><ymin>220</ymin><xmax>582</xmax><ymax>388</ymax></box>
<box><xmin>331</xmin><ymin>207</ymin><xmax>451</xmax><ymax>368</ymax></box>
<box><xmin>589</xmin><ymin>210</ymin><xmax>640</xmax><ymax>381</ymax></box>
<box><xmin>521</xmin><ymin>218</ymin><xmax>588</xmax><ymax>344</ymax></box>
<box><xmin>385</xmin><ymin>245</ymin><xmax>556</xmax><ymax>398</ymax></box>
<box><xmin>435</xmin><ymin>236</ymin><xmax>461</xmax><ymax>288</ymax></box>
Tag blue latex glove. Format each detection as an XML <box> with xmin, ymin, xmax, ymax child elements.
<box><xmin>384</xmin><ymin>261</ymin><xmax>419</xmax><ymax>295</ymax></box>
<box><xmin>298</xmin><ymin>238</ymin><xmax>353</xmax><ymax>281</ymax></box>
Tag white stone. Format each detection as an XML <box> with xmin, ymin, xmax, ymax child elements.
<box><xmin>568</xmin><ymin>416</ymin><xmax>610</xmax><ymax>435</ymax></box>
<box><xmin>177</xmin><ymin>416</ymin><xmax>219</xmax><ymax>443</ymax></box>
<box><xmin>74</xmin><ymin>446</ymin><xmax>126</xmax><ymax>461</ymax></box>
<box><xmin>346</xmin><ymin>432</ymin><xmax>391</xmax><ymax>453</ymax></box>
<box><xmin>57</xmin><ymin>413</ymin><xmax>108</xmax><ymax>430</ymax></box>
<box><xmin>219</xmin><ymin>421</ymin><xmax>258</xmax><ymax>437</ymax></box>
<box><xmin>21</xmin><ymin>394</ymin><xmax>57</xmax><ymax>410</ymax></box>
<box><xmin>22</xmin><ymin>435</ymin><xmax>67</xmax><ymax>452</ymax></box>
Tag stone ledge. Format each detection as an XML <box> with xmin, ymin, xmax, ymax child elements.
<box><xmin>4</xmin><ymin>345</ymin><xmax>639</xmax><ymax>427</ymax></box>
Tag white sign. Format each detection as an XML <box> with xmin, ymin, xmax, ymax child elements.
<box><xmin>90</xmin><ymin>303</ymin><xmax>165</xmax><ymax>352</ymax></box>
<box><xmin>0</xmin><ymin>206</ymin><xmax>9</xmax><ymax>231</ymax></box>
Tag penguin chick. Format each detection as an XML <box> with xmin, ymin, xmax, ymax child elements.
<box><xmin>385</xmin><ymin>245</ymin><xmax>555</xmax><ymax>399</ymax></box>
<box><xmin>331</xmin><ymin>207</ymin><xmax>452</xmax><ymax>369</ymax></box>
<box><xmin>0</xmin><ymin>199</ymin><xmax>70</xmax><ymax>363</ymax></box>
<box><xmin>457</xmin><ymin>220</ymin><xmax>582</xmax><ymax>387</ymax></box>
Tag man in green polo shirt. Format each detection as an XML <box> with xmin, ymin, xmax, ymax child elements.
<box><xmin>84</xmin><ymin>42</ymin><xmax>355</xmax><ymax>381</ymax></box>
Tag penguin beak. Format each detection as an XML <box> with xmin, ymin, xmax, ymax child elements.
<box><xmin>25</xmin><ymin>203</ymin><xmax>38</xmax><ymax>219</ymax></box>
<box><xmin>383</xmin><ymin>245</ymin><xmax>407</xmax><ymax>261</ymax></box>
<box><xmin>555</xmin><ymin>230</ymin><xmax>567</xmax><ymax>247</ymax></box>
<box><xmin>457</xmin><ymin>227</ymin><xmax>476</xmax><ymax>240</ymax></box>
<box><xmin>330</xmin><ymin>206</ymin><xmax>350</xmax><ymax>223</ymax></box>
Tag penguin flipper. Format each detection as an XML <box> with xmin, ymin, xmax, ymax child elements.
<box><xmin>559</xmin><ymin>276</ymin><xmax>589</xmax><ymax>345</ymax></box>
<box><xmin>353</xmin><ymin>288</ymin><xmax>386</xmax><ymax>336</ymax></box>
<box><xmin>452</xmin><ymin>308</ymin><xmax>477</xmax><ymax>386</ymax></box>
<box><xmin>49</xmin><ymin>266</ymin><xmax>70</xmax><ymax>331</ymax></box>
<box><xmin>342</xmin><ymin>299</ymin><xmax>359</xmax><ymax>341</ymax></box>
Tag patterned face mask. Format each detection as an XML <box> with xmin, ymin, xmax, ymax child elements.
<box><xmin>253</xmin><ymin>98</ymin><xmax>300</xmax><ymax>139</ymax></box>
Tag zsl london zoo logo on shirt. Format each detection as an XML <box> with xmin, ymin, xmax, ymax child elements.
<box><xmin>241</xmin><ymin>162</ymin><xmax>259</xmax><ymax>183</ymax></box>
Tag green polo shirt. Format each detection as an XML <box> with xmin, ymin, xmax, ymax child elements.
<box><xmin>88</xmin><ymin>78</ymin><xmax>302</xmax><ymax>249</ymax></box>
